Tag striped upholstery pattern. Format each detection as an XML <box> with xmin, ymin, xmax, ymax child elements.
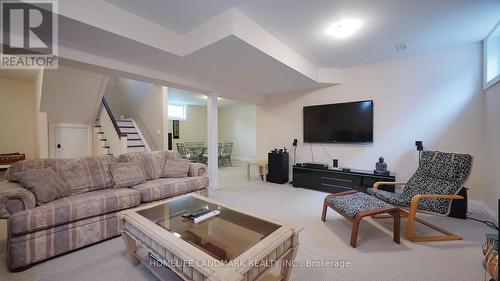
<box><xmin>53</xmin><ymin>155</ymin><xmax>116</xmax><ymax>195</ymax></box>
<box><xmin>188</xmin><ymin>163</ymin><xmax>208</xmax><ymax>177</ymax></box>
<box><xmin>9</xmin><ymin>212</ymin><xmax>119</xmax><ymax>270</ymax></box>
<box><xmin>6</xmin><ymin>155</ymin><xmax>117</xmax><ymax>196</ymax></box>
<box><xmin>9</xmin><ymin>188</ymin><xmax>141</xmax><ymax>236</ymax></box>
<box><xmin>6</xmin><ymin>159</ymin><xmax>55</xmax><ymax>182</ymax></box>
<box><xmin>0</xmin><ymin>181</ymin><xmax>36</xmax><ymax>219</ymax></box>
<box><xmin>118</xmin><ymin>151</ymin><xmax>166</xmax><ymax>181</ymax></box>
<box><xmin>132</xmin><ymin>176</ymin><xmax>209</xmax><ymax>203</ymax></box>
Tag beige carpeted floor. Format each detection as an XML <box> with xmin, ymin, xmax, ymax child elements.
<box><xmin>0</xmin><ymin>162</ymin><xmax>495</xmax><ymax>281</ymax></box>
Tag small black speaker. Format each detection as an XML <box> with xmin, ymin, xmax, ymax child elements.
<box><xmin>333</xmin><ymin>159</ymin><xmax>338</xmax><ymax>168</ymax></box>
<box><xmin>415</xmin><ymin>140</ymin><xmax>423</xmax><ymax>151</ymax></box>
<box><xmin>168</xmin><ymin>133</ymin><xmax>173</xmax><ymax>150</ymax></box>
<box><xmin>292</xmin><ymin>139</ymin><xmax>298</xmax><ymax>146</ymax></box>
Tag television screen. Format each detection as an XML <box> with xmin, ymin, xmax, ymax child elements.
<box><xmin>303</xmin><ymin>100</ymin><xmax>373</xmax><ymax>143</ymax></box>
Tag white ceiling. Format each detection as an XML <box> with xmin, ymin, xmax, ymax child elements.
<box><xmin>105</xmin><ymin>0</ymin><xmax>500</xmax><ymax>68</ymax></box>
<box><xmin>168</xmin><ymin>88</ymin><xmax>246</xmax><ymax>108</ymax></box>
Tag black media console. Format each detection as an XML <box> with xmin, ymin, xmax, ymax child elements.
<box><xmin>292</xmin><ymin>165</ymin><xmax>396</xmax><ymax>194</ymax></box>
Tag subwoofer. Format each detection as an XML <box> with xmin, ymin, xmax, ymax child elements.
<box><xmin>268</xmin><ymin>150</ymin><xmax>289</xmax><ymax>184</ymax></box>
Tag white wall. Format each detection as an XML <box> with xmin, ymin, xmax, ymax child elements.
<box><xmin>169</xmin><ymin>105</ymin><xmax>207</xmax><ymax>148</ymax></box>
<box><xmin>484</xmin><ymin>82</ymin><xmax>500</xmax><ymax>217</ymax></box>
<box><xmin>34</xmin><ymin>71</ymin><xmax>49</xmax><ymax>158</ymax></box>
<box><xmin>0</xmin><ymin>78</ymin><xmax>36</xmax><ymax>158</ymax></box>
<box><xmin>117</xmin><ymin>78</ymin><xmax>166</xmax><ymax>151</ymax></box>
<box><xmin>219</xmin><ymin>104</ymin><xmax>257</xmax><ymax>161</ymax></box>
<box><xmin>257</xmin><ymin>43</ymin><xmax>489</xmax><ymax>206</ymax></box>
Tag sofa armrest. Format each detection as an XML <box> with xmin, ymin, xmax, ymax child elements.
<box><xmin>0</xmin><ymin>181</ymin><xmax>36</xmax><ymax>218</ymax></box>
<box><xmin>188</xmin><ymin>163</ymin><xmax>207</xmax><ymax>177</ymax></box>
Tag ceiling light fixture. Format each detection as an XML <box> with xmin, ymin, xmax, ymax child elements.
<box><xmin>326</xmin><ymin>19</ymin><xmax>363</xmax><ymax>39</ymax></box>
<box><xmin>395</xmin><ymin>42</ymin><xmax>409</xmax><ymax>51</ymax></box>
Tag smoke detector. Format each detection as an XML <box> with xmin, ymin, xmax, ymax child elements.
<box><xmin>395</xmin><ymin>42</ymin><xmax>409</xmax><ymax>51</ymax></box>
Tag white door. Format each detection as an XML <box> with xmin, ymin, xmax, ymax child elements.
<box><xmin>54</xmin><ymin>127</ymin><xmax>90</xmax><ymax>159</ymax></box>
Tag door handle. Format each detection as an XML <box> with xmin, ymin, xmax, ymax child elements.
<box><xmin>57</xmin><ymin>144</ymin><xmax>62</xmax><ymax>149</ymax></box>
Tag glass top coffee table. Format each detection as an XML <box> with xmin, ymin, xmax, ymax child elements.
<box><xmin>117</xmin><ymin>193</ymin><xmax>302</xmax><ymax>281</ymax></box>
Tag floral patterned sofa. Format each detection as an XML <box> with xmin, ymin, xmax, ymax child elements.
<box><xmin>0</xmin><ymin>150</ymin><xmax>208</xmax><ymax>271</ymax></box>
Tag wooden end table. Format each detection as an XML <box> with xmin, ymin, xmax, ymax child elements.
<box><xmin>246</xmin><ymin>161</ymin><xmax>268</xmax><ymax>182</ymax></box>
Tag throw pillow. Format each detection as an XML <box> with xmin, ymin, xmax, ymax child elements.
<box><xmin>111</xmin><ymin>162</ymin><xmax>146</xmax><ymax>188</ymax></box>
<box><xmin>16</xmin><ymin>167</ymin><xmax>70</xmax><ymax>205</ymax></box>
<box><xmin>161</xmin><ymin>159</ymin><xmax>190</xmax><ymax>178</ymax></box>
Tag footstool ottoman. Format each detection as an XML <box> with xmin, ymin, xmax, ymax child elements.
<box><xmin>321</xmin><ymin>190</ymin><xmax>401</xmax><ymax>248</ymax></box>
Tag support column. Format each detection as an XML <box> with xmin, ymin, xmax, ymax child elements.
<box><xmin>207</xmin><ymin>94</ymin><xmax>219</xmax><ymax>190</ymax></box>
<box><xmin>162</xmin><ymin>86</ymin><xmax>169</xmax><ymax>150</ymax></box>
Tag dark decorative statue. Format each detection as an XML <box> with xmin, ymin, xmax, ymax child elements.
<box><xmin>374</xmin><ymin>157</ymin><xmax>389</xmax><ymax>175</ymax></box>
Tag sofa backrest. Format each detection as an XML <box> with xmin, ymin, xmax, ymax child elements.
<box><xmin>117</xmin><ymin>150</ymin><xmax>181</xmax><ymax>181</ymax></box>
<box><xmin>6</xmin><ymin>155</ymin><xmax>117</xmax><ymax>195</ymax></box>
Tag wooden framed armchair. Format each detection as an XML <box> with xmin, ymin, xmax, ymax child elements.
<box><xmin>367</xmin><ymin>151</ymin><xmax>473</xmax><ymax>242</ymax></box>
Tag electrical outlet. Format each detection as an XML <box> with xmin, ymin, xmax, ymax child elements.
<box><xmin>156</xmin><ymin>129</ymin><xmax>161</xmax><ymax>135</ymax></box>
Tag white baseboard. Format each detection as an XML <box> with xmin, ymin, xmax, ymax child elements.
<box><xmin>469</xmin><ymin>199</ymin><xmax>498</xmax><ymax>223</ymax></box>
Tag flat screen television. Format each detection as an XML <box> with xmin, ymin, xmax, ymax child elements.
<box><xmin>303</xmin><ymin>100</ymin><xmax>373</xmax><ymax>143</ymax></box>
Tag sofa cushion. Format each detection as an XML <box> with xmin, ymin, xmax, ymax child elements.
<box><xmin>118</xmin><ymin>151</ymin><xmax>166</xmax><ymax>181</ymax></box>
<box><xmin>16</xmin><ymin>167</ymin><xmax>71</xmax><ymax>205</ymax></box>
<box><xmin>131</xmin><ymin>176</ymin><xmax>209</xmax><ymax>203</ymax></box>
<box><xmin>111</xmin><ymin>162</ymin><xmax>146</xmax><ymax>188</ymax></box>
<box><xmin>6</xmin><ymin>159</ymin><xmax>56</xmax><ymax>182</ymax></box>
<box><xmin>9</xmin><ymin>188</ymin><xmax>140</xmax><ymax>236</ymax></box>
<box><xmin>160</xmin><ymin>159</ymin><xmax>190</xmax><ymax>178</ymax></box>
<box><xmin>53</xmin><ymin>155</ymin><xmax>116</xmax><ymax>195</ymax></box>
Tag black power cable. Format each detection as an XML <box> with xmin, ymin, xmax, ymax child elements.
<box><xmin>466</xmin><ymin>216</ymin><xmax>498</xmax><ymax>230</ymax></box>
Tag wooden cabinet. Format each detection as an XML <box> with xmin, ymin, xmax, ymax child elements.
<box><xmin>292</xmin><ymin>166</ymin><xmax>396</xmax><ymax>193</ymax></box>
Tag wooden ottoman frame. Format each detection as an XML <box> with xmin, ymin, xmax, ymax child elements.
<box><xmin>321</xmin><ymin>190</ymin><xmax>401</xmax><ymax>248</ymax></box>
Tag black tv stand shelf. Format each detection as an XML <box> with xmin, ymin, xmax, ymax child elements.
<box><xmin>292</xmin><ymin>165</ymin><xmax>396</xmax><ymax>194</ymax></box>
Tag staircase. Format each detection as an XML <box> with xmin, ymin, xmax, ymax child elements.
<box><xmin>94</xmin><ymin>97</ymin><xmax>149</xmax><ymax>155</ymax></box>
<box><xmin>116</xmin><ymin>119</ymin><xmax>149</xmax><ymax>152</ymax></box>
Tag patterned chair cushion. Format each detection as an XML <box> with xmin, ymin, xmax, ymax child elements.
<box><xmin>366</xmin><ymin>188</ymin><xmax>409</xmax><ymax>207</ymax></box>
<box><xmin>118</xmin><ymin>151</ymin><xmax>166</xmax><ymax>181</ymax></box>
<box><xmin>398</xmin><ymin>151</ymin><xmax>472</xmax><ymax>215</ymax></box>
<box><xmin>161</xmin><ymin>159</ymin><xmax>190</xmax><ymax>178</ymax></box>
<box><xmin>9</xmin><ymin>188</ymin><xmax>141</xmax><ymax>236</ymax></box>
<box><xmin>132</xmin><ymin>176</ymin><xmax>209</xmax><ymax>203</ymax></box>
<box><xmin>111</xmin><ymin>162</ymin><xmax>146</xmax><ymax>188</ymax></box>
<box><xmin>16</xmin><ymin>167</ymin><xmax>71</xmax><ymax>205</ymax></box>
<box><xmin>325</xmin><ymin>192</ymin><xmax>391</xmax><ymax>218</ymax></box>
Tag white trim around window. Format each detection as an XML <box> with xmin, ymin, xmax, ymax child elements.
<box><xmin>483</xmin><ymin>20</ymin><xmax>500</xmax><ymax>90</ymax></box>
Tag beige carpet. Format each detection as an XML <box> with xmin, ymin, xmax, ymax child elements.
<box><xmin>0</xmin><ymin>163</ymin><xmax>494</xmax><ymax>281</ymax></box>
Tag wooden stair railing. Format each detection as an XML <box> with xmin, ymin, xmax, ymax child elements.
<box><xmin>101</xmin><ymin>96</ymin><xmax>128</xmax><ymax>138</ymax></box>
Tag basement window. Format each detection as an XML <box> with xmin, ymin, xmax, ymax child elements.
<box><xmin>484</xmin><ymin>20</ymin><xmax>500</xmax><ymax>89</ymax></box>
<box><xmin>168</xmin><ymin>104</ymin><xmax>186</xmax><ymax>120</ymax></box>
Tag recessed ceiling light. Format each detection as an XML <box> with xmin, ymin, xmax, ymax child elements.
<box><xmin>326</xmin><ymin>19</ymin><xmax>363</xmax><ymax>39</ymax></box>
<box><xmin>395</xmin><ymin>42</ymin><xmax>409</xmax><ymax>51</ymax></box>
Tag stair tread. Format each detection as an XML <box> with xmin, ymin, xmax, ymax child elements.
<box><xmin>128</xmin><ymin>145</ymin><xmax>145</xmax><ymax>147</ymax></box>
<box><xmin>94</xmin><ymin>125</ymin><xmax>101</xmax><ymax>128</ymax></box>
<box><xmin>97</xmin><ymin>132</ymin><xmax>104</xmax><ymax>134</ymax></box>
<box><xmin>127</xmin><ymin>138</ymin><xmax>141</xmax><ymax>141</ymax></box>
<box><xmin>118</xmin><ymin>126</ymin><xmax>135</xmax><ymax>128</ymax></box>
<box><xmin>99</xmin><ymin>139</ymin><xmax>107</xmax><ymax>141</ymax></box>
<box><xmin>102</xmin><ymin>146</ymin><xmax>110</xmax><ymax>148</ymax></box>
